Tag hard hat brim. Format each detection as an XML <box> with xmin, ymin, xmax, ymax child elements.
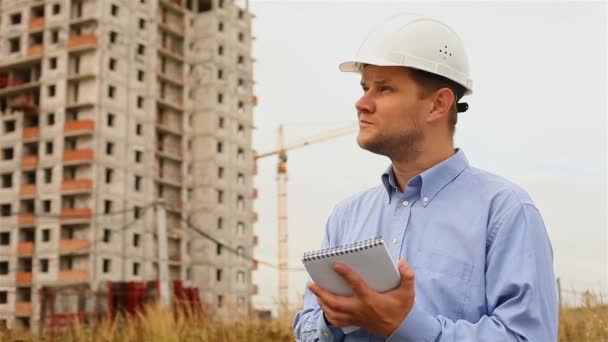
<box><xmin>339</xmin><ymin>61</ymin><xmax>360</xmax><ymax>73</ymax></box>
<box><xmin>339</xmin><ymin>60</ymin><xmax>473</xmax><ymax>96</ymax></box>
<box><xmin>339</xmin><ymin>58</ymin><xmax>403</xmax><ymax>73</ymax></box>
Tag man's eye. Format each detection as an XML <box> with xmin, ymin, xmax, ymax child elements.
<box><xmin>361</xmin><ymin>87</ymin><xmax>369</xmax><ymax>92</ymax></box>
<box><xmin>380</xmin><ymin>86</ymin><xmax>392</xmax><ymax>92</ymax></box>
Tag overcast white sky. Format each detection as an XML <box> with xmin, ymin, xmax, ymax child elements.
<box><xmin>248</xmin><ymin>1</ymin><xmax>607</xmax><ymax>313</ymax></box>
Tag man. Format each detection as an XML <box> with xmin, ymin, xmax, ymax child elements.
<box><xmin>293</xmin><ymin>15</ymin><xmax>558</xmax><ymax>341</ymax></box>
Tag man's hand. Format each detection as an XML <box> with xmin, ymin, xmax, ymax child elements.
<box><xmin>308</xmin><ymin>259</ymin><xmax>415</xmax><ymax>337</ymax></box>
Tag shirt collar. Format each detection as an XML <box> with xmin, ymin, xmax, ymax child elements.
<box><xmin>381</xmin><ymin>165</ymin><xmax>399</xmax><ymax>194</ymax></box>
<box><xmin>381</xmin><ymin>149</ymin><xmax>469</xmax><ymax>205</ymax></box>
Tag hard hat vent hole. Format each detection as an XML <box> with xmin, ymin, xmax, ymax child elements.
<box><xmin>440</xmin><ymin>46</ymin><xmax>452</xmax><ymax>59</ymax></box>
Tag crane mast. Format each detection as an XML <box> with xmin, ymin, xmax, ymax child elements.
<box><xmin>256</xmin><ymin>123</ymin><xmax>357</xmax><ymax>317</ymax></box>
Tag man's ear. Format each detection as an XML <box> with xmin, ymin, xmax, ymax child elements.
<box><xmin>426</xmin><ymin>88</ymin><xmax>454</xmax><ymax>124</ymax></box>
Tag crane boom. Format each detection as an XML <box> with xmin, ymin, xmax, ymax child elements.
<box><xmin>255</xmin><ymin>123</ymin><xmax>357</xmax><ymax>160</ymax></box>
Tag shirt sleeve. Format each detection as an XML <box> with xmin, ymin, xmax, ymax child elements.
<box><xmin>293</xmin><ymin>208</ymin><xmax>346</xmax><ymax>342</ymax></box>
<box><xmin>386</xmin><ymin>203</ymin><xmax>558</xmax><ymax>342</ymax></box>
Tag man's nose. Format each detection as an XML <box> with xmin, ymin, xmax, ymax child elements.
<box><xmin>355</xmin><ymin>92</ymin><xmax>375</xmax><ymax>115</ymax></box>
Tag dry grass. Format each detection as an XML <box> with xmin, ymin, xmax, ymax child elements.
<box><xmin>0</xmin><ymin>304</ymin><xmax>295</xmax><ymax>342</ymax></box>
<box><xmin>559</xmin><ymin>292</ymin><xmax>608</xmax><ymax>342</ymax></box>
<box><xmin>559</xmin><ymin>305</ymin><xmax>608</xmax><ymax>342</ymax></box>
<box><xmin>0</xmin><ymin>301</ymin><xmax>606</xmax><ymax>341</ymax></box>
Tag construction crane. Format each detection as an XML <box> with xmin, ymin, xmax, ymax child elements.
<box><xmin>255</xmin><ymin>123</ymin><xmax>358</xmax><ymax>317</ymax></box>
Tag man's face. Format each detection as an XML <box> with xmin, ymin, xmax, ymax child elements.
<box><xmin>356</xmin><ymin>66</ymin><xmax>427</xmax><ymax>160</ymax></box>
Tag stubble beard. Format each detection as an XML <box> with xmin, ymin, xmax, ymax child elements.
<box><xmin>358</xmin><ymin>127</ymin><xmax>424</xmax><ymax>163</ymax></box>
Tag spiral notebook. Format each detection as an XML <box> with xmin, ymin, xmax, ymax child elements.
<box><xmin>302</xmin><ymin>238</ymin><xmax>400</xmax><ymax>334</ymax></box>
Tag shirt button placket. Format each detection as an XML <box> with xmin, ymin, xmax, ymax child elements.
<box><xmin>394</xmin><ymin>197</ymin><xmax>412</xmax><ymax>260</ymax></box>
<box><xmin>396</xmin><ymin>197</ymin><xmax>411</xmax><ymax>259</ymax></box>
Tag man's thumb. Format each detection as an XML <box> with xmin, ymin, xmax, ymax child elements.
<box><xmin>399</xmin><ymin>259</ymin><xmax>414</xmax><ymax>288</ymax></box>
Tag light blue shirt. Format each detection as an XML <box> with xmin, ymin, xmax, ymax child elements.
<box><xmin>293</xmin><ymin>149</ymin><xmax>557</xmax><ymax>341</ymax></box>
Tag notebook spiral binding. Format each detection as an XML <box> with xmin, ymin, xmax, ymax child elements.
<box><xmin>302</xmin><ymin>237</ymin><xmax>384</xmax><ymax>262</ymax></box>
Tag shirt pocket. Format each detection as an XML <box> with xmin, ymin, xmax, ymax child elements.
<box><xmin>412</xmin><ymin>250</ymin><xmax>474</xmax><ymax>319</ymax></box>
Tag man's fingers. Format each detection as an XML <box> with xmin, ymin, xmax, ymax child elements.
<box><xmin>333</xmin><ymin>263</ymin><xmax>371</xmax><ymax>299</ymax></box>
<box><xmin>309</xmin><ymin>282</ymin><xmax>357</xmax><ymax>315</ymax></box>
<box><xmin>319</xmin><ymin>302</ymin><xmax>352</xmax><ymax>328</ymax></box>
<box><xmin>308</xmin><ymin>282</ymin><xmax>329</xmax><ymax>299</ymax></box>
<box><xmin>309</xmin><ymin>283</ymin><xmax>344</xmax><ymax>312</ymax></box>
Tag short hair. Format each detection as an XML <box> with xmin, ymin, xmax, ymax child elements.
<box><xmin>407</xmin><ymin>68</ymin><xmax>466</xmax><ymax>136</ymax></box>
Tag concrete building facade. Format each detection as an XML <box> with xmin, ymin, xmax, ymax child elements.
<box><xmin>0</xmin><ymin>0</ymin><xmax>257</xmax><ymax>332</ymax></box>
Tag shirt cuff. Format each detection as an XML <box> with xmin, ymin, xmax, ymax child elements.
<box><xmin>317</xmin><ymin>312</ymin><xmax>335</xmax><ymax>341</ymax></box>
<box><xmin>386</xmin><ymin>302</ymin><xmax>441</xmax><ymax>342</ymax></box>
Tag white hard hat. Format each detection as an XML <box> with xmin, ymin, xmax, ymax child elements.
<box><xmin>340</xmin><ymin>14</ymin><xmax>473</xmax><ymax>96</ymax></box>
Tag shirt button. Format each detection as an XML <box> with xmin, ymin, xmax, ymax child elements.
<box><xmin>392</xmin><ymin>238</ymin><xmax>398</xmax><ymax>245</ymax></box>
<box><xmin>402</xmin><ymin>200</ymin><xmax>409</xmax><ymax>207</ymax></box>
<box><xmin>323</xmin><ymin>332</ymin><xmax>329</xmax><ymax>337</ymax></box>
<box><xmin>423</xmin><ymin>196</ymin><xmax>429</xmax><ymax>202</ymax></box>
